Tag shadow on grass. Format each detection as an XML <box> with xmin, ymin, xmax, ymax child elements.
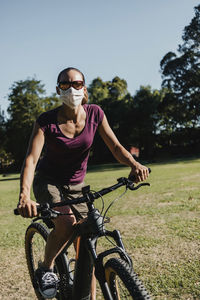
<box><xmin>0</xmin><ymin>177</ymin><xmax>20</xmax><ymax>182</ymax></box>
<box><xmin>87</xmin><ymin>163</ymin><xmax>128</xmax><ymax>173</ymax></box>
<box><xmin>87</xmin><ymin>156</ymin><xmax>200</xmax><ymax>174</ymax></box>
<box><xmin>151</xmin><ymin>155</ymin><xmax>200</xmax><ymax>166</ymax></box>
<box><xmin>0</xmin><ymin>156</ymin><xmax>199</xmax><ymax>180</ymax></box>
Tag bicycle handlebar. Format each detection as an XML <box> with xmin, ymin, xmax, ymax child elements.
<box><xmin>14</xmin><ymin>168</ymin><xmax>151</xmax><ymax>215</ymax></box>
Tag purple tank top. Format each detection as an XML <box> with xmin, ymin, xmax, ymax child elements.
<box><xmin>36</xmin><ymin>104</ymin><xmax>104</xmax><ymax>184</ymax></box>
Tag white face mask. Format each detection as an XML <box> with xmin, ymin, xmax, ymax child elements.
<box><xmin>59</xmin><ymin>87</ymin><xmax>84</xmax><ymax>109</ymax></box>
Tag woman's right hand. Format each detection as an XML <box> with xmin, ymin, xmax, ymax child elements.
<box><xmin>17</xmin><ymin>194</ymin><xmax>38</xmax><ymax>218</ymax></box>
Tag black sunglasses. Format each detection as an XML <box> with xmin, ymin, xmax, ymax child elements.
<box><xmin>58</xmin><ymin>81</ymin><xmax>84</xmax><ymax>91</ymax></box>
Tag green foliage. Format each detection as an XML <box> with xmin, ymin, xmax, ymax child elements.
<box><xmin>160</xmin><ymin>5</ymin><xmax>200</xmax><ymax>129</ymax></box>
<box><xmin>5</xmin><ymin>79</ymin><xmax>60</xmax><ymax>169</ymax></box>
<box><xmin>0</xmin><ymin>108</ymin><xmax>13</xmax><ymax>170</ymax></box>
<box><xmin>41</xmin><ymin>93</ymin><xmax>61</xmax><ymax>111</ymax></box>
<box><xmin>0</xmin><ymin>107</ymin><xmax>6</xmax><ymax>150</ymax></box>
<box><xmin>88</xmin><ymin>80</ymin><xmax>164</xmax><ymax>161</ymax></box>
<box><xmin>7</xmin><ymin>79</ymin><xmax>45</xmax><ymax>126</ymax></box>
<box><xmin>88</xmin><ymin>76</ymin><xmax>128</xmax><ymax>105</ymax></box>
<box><xmin>87</xmin><ymin>77</ymin><xmax>109</xmax><ymax>104</ymax></box>
<box><xmin>88</xmin><ymin>76</ymin><xmax>131</xmax><ymax>163</ymax></box>
<box><xmin>108</xmin><ymin>76</ymin><xmax>128</xmax><ymax>100</ymax></box>
<box><xmin>128</xmin><ymin>86</ymin><xmax>163</xmax><ymax>158</ymax></box>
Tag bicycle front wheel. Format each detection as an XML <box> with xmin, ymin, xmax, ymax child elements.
<box><xmin>105</xmin><ymin>258</ymin><xmax>151</xmax><ymax>300</ymax></box>
<box><xmin>25</xmin><ymin>222</ymin><xmax>72</xmax><ymax>300</ymax></box>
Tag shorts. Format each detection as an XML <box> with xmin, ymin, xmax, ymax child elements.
<box><xmin>33</xmin><ymin>172</ymin><xmax>88</xmax><ymax>220</ymax></box>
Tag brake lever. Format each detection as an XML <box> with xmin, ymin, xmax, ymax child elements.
<box><xmin>40</xmin><ymin>208</ymin><xmax>61</xmax><ymax>219</ymax></box>
<box><xmin>32</xmin><ymin>209</ymin><xmax>62</xmax><ymax>223</ymax></box>
<box><xmin>128</xmin><ymin>167</ymin><xmax>151</xmax><ymax>190</ymax></box>
<box><xmin>128</xmin><ymin>182</ymin><xmax>150</xmax><ymax>191</ymax></box>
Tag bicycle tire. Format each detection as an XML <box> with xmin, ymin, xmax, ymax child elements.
<box><xmin>25</xmin><ymin>222</ymin><xmax>72</xmax><ymax>300</ymax></box>
<box><xmin>104</xmin><ymin>258</ymin><xmax>151</xmax><ymax>300</ymax></box>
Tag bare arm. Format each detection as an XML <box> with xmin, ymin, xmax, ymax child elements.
<box><xmin>98</xmin><ymin>115</ymin><xmax>149</xmax><ymax>182</ymax></box>
<box><xmin>18</xmin><ymin>122</ymin><xmax>44</xmax><ymax>217</ymax></box>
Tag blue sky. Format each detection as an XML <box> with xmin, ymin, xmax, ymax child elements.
<box><xmin>0</xmin><ymin>0</ymin><xmax>199</xmax><ymax>114</ymax></box>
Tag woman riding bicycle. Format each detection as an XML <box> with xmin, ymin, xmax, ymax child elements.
<box><xmin>17</xmin><ymin>67</ymin><xmax>149</xmax><ymax>299</ymax></box>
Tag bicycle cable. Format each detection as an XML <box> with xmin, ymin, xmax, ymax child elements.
<box><xmin>103</xmin><ymin>185</ymin><xmax>128</xmax><ymax>221</ymax></box>
<box><xmin>89</xmin><ymin>189</ymin><xmax>105</xmax><ymax>215</ymax></box>
<box><xmin>101</xmin><ymin>186</ymin><xmax>129</xmax><ymax>250</ymax></box>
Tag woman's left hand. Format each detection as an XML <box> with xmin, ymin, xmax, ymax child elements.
<box><xmin>129</xmin><ymin>163</ymin><xmax>149</xmax><ymax>183</ymax></box>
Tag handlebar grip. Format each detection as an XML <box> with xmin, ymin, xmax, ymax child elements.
<box><xmin>14</xmin><ymin>208</ymin><xmax>20</xmax><ymax>215</ymax></box>
<box><xmin>129</xmin><ymin>167</ymin><xmax>151</xmax><ymax>182</ymax></box>
<box><xmin>14</xmin><ymin>204</ymin><xmax>43</xmax><ymax>216</ymax></box>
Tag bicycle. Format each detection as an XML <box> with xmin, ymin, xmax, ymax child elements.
<box><xmin>14</xmin><ymin>174</ymin><xmax>152</xmax><ymax>300</ymax></box>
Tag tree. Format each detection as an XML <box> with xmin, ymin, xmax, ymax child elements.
<box><xmin>160</xmin><ymin>5</ymin><xmax>200</xmax><ymax>154</ymax></box>
<box><xmin>88</xmin><ymin>77</ymin><xmax>164</xmax><ymax>161</ymax></box>
<box><xmin>100</xmin><ymin>77</ymin><xmax>129</xmax><ymax>130</ymax></box>
<box><xmin>88</xmin><ymin>76</ymin><xmax>130</xmax><ymax>163</ymax></box>
<box><xmin>0</xmin><ymin>107</ymin><xmax>12</xmax><ymax>171</ymax></box>
<box><xmin>41</xmin><ymin>93</ymin><xmax>61</xmax><ymax>111</ymax></box>
<box><xmin>6</xmin><ymin>79</ymin><xmax>60</xmax><ymax>169</ymax></box>
<box><xmin>0</xmin><ymin>106</ymin><xmax>6</xmax><ymax>141</ymax></box>
<box><xmin>108</xmin><ymin>76</ymin><xmax>128</xmax><ymax>100</ymax></box>
<box><xmin>160</xmin><ymin>5</ymin><xmax>200</xmax><ymax>128</ymax></box>
<box><xmin>87</xmin><ymin>77</ymin><xmax>109</xmax><ymax>104</ymax></box>
<box><xmin>128</xmin><ymin>86</ymin><xmax>162</xmax><ymax>159</ymax></box>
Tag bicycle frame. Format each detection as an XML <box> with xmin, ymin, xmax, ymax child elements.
<box><xmin>58</xmin><ymin>200</ymin><xmax>133</xmax><ymax>300</ymax></box>
<box><xmin>14</xmin><ymin>175</ymin><xmax>151</xmax><ymax>300</ymax></box>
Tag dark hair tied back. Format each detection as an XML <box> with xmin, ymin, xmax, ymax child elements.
<box><xmin>57</xmin><ymin>67</ymin><xmax>85</xmax><ymax>84</ymax></box>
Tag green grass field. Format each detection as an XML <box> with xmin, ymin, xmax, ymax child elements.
<box><xmin>0</xmin><ymin>158</ymin><xmax>200</xmax><ymax>299</ymax></box>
